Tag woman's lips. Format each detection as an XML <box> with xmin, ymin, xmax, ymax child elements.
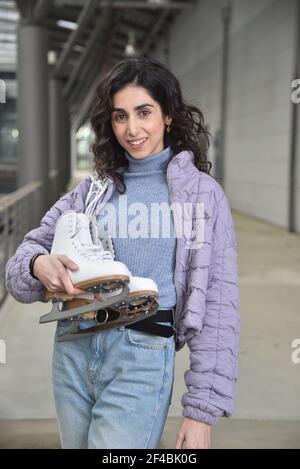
<box><xmin>127</xmin><ymin>137</ymin><xmax>148</xmax><ymax>149</ymax></box>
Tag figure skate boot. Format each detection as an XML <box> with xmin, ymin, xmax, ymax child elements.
<box><xmin>40</xmin><ymin>211</ymin><xmax>130</xmax><ymax>324</ymax></box>
<box><xmin>52</xmin><ymin>232</ymin><xmax>160</xmax><ymax>340</ymax></box>
<box><xmin>40</xmin><ymin>212</ymin><xmax>159</xmax><ymax>340</ymax></box>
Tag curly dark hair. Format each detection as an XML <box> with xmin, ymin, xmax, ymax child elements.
<box><xmin>90</xmin><ymin>57</ymin><xmax>212</xmax><ymax>193</ymax></box>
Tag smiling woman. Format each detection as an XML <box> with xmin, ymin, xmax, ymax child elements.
<box><xmin>5</xmin><ymin>56</ymin><xmax>240</xmax><ymax>450</ymax></box>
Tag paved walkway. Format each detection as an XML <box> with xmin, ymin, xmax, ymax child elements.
<box><xmin>1</xmin><ymin>418</ymin><xmax>299</xmax><ymax>449</ymax></box>
<box><xmin>1</xmin><ymin>209</ymin><xmax>300</xmax><ymax>447</ymax></box>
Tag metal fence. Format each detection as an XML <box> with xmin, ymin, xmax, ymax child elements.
<box><xmin>0</xmin><ymin>180</ymin><xmax>43</xmax><ymax>305</ymax></box>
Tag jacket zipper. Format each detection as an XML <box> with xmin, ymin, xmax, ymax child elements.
<box><xmin>166</xmin><ymin>158</ymin><xmax>180</xmax><ymax>342</ymax></box>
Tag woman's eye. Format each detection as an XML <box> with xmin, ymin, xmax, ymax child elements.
<box><xmin>113</xmin><ymin>110</ymin><xmax>150</xmax><ymax>121</ymax></box>
<box><xmin>114</xmin><ymin>114</ymin><xmax>126</xmax><ymax>122</ymax></box>
<box><xmin>139</xmin><ymin>110</ymin><xmax>150</xmax><ymax>118</ymax></box>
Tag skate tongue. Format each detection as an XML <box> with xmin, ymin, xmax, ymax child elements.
<box><xmin>74</xmin><ymin>214</ymin><xmax>104</xmax><ymax>250</ymax></box>
<box><xmin>74</xmin><ymin>214</ymin><xmax>112</xmax><ymax>261</ymax></box>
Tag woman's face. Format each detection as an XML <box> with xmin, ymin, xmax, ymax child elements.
<box><xmin>111</xmin><ymin>84</ymin><xmax>172</xmax><ymax>159</ymax></box>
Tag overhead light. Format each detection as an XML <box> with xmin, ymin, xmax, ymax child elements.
<box><xmin>11</xmin><ymin>129</ymin><xmax>19</xmax><ymax>139</ymax></box>
<box><xmin>57</xmin><ymin>20</ymin><xmax>77</xmax><ymax>30</ymax></box>
<box><xmin>125</xmin><ymin>43</ymin><xmax>136</xmax><ymax>57</ymax></box>
<box><xmin>125</xmin><ymin>30</ymin><xmax>138</xmax><ymax>57</ymax></box>
<box><xmin>48</xmin><ymin>50</ymin><xmax>58</xmax><ymax>65</ymax></box>
<box><xmin>147</xmin><ymin>0</ymin><xmax>169</xmax><ymax>5</ymax></box>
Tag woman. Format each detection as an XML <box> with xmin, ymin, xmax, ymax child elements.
<box><xmin>5</xmin><ymin>57</ymin><xmax>240</xmax><ymax>449</ymax></box>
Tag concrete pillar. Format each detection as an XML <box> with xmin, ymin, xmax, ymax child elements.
<box><xmin>17</xmin><ymin>21</ymin><xmax>49</xmax><ymax>215</ymax></box>
<box><xmin>70</xmin><ymin>125</ymin><xmax>77</xmax><ymax>187</ymax></box>
<box><xmin>49</xmin><ymin>77</ymin><xmax>71</xmax><ymax>202</ymax></box>
<box><xmin>63</xmin><ymin>109</ymin><xmax>71</xmax><ymax>191</ymax></box>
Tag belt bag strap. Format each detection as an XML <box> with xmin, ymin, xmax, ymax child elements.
<box><xmin>126</xmin><ymin>321</ymin><xmax>174</xmax><ymax>338</ymax></box>
<box><xmin>125</xmin><ymin>309</ymin><xmax>174</xmax><ymax>338</ymax></box>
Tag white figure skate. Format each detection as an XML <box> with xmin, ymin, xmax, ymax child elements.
<box><xmin>40</xmin><ymin>212</ymin><xmax>160</xmax><ymax>341</ymax></box>
<box><xmin>40</xmin><ymin>211</ymin><xmax>130</xmax><ymax>324</ymax></box>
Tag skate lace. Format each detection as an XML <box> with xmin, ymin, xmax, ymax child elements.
<box><xmin>85</xmin><ymin>171</ymin><xmax>110</xmax><ymax>217</ymax></box>
<box><xmin>78</xmin><ymin>243</ymin><xmax>113</xmax><ymax>262</ymax></box>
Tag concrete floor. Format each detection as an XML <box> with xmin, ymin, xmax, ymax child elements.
<box><xmin>1</xmin><ymin>209</ymin><xmax>300</xmax><ymax>448</ymax></box>
<box><xmin>1</xmin><ymin>418</ymin><xmax>300</xmax><ymax>449</ymax></box>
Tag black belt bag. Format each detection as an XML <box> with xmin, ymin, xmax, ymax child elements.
<box><xmin>125</xmin><ymin>308</ymin><xmax>175</xmax><ymax>338</ymax></box>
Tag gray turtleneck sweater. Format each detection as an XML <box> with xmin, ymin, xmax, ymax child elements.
<box><xmin>97</xmin><ymin>147</ymin><xmax>177</xmax><ymax>309</ymax></box>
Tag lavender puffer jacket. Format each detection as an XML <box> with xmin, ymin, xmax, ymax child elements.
<box><xmin>5</xmin><ymin>150</ymin><xmax>240</xmax><ymax>426</ymax></box>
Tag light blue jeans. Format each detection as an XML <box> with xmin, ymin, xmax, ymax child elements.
<box><xmin>52</xmin><ymin>319</ymin><xmax>176</xmax><ymax>449</ymax></box>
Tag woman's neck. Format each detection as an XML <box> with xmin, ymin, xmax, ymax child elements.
<box><xmin>124</xmin><ymin>147</ymin><xmax>172</xmax><ymax>173</ymax></box>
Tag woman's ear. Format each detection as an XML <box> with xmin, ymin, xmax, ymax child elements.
<box><xmin>165</xmin><ymin>116</ymin><xmax>173</xmax><ymax>126</ymax></box>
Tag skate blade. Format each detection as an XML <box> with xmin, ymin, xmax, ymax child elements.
<box><xmin>128</xmin><ymin>290</ymin><xmax>158</xmax><ymax>303</ymax></box>
<box><xmin>126</xmin><ymin>292</ymin><xmax>158</xmax><ymax>314</ymax></box>
<box><xmin>57</xmin><ymin>299</ymin><xmax>159</xmax><ymax>342</ymax></box>
<box><xmin>39</xmin><ymin>286</ymin><xmax>129</xmax><ymax>323</ymax></box>
<box><xmin>63</xmin><ymin>292</ymin><xmax>159</xmax><ymax>321</ymax></box>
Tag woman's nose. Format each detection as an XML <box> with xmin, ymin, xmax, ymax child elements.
<box><xmin>127</xmin><ymin>117</ymin><xmax>139</xmax><ymax>136</ymax></box>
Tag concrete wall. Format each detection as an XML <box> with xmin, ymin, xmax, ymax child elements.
<box><xmin>155</xmin><ymin>0</ymin><xmax>299</xmax><ymax>231</ymax></box>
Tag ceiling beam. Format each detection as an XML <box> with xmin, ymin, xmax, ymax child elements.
<box><xmin>16</xmin><ymin>0</ymin><xmax>38</xmax><ymax>20</ymax></box>
<box><xmin>118</xmin><ymin>18</ymin><xmax>151</xmax><ymax>34</ymax></box>
<box><xmin>47</xmin><ymin>6</ymin><xmax>80</xmax><ymax>23</ymax></box>
<box><xmin>69</xmin><ymin>10</ymin><xmax>124</xmax><ymax>122</ymax></box>
<box><xmin>140</xmin><ymin>8</ymin><xmax>169</xmax><ymax>55</ymax></box>
<box><xmin>98</xmin><ymin>1</ymin><xmax>194</xmax><ymax>9</ymax></box>
<box><xmin>64</xmin><ymin>0</ymin><xmax>114</xmax><ymax>98</ymax></box>
<box><xmin>63</xmin><ymin>7</ymin><xmax>111</xmax><ymax>98</ymax></box>
<box><xmin>34</xmin><ymin>0</ymin><xmax>53</xmax><ymax>22</ymax></box>
<box><xmin>54</xmin><ymin>0</ymin><xmax>194</xmax><ymax>8</ymax></box>
<box><xmin>53</xmin><ymin>0</ymin><xmax>99</xmax><ymax>77</ymax></box>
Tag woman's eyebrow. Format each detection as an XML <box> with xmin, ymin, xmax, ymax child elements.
<box><xmin>112</xmin><ymin>104</ymin><xmax>155</xmax><ymax>112</ymax></box>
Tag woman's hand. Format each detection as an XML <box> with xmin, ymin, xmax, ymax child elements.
<box><xmin>33</xmin><ymin>254</ymin><xmax>86</xmax><ymax>296</ymax></box>
<box><xmin>175</xmin><ymin>417</ymin><xmax>211</xmax><ymax>449</ymax></box>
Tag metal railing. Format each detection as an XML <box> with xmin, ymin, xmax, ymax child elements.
<box><xmin>0</xmin><ymin>180</ymin><xmax>43</xmax><ymax>306</ymax></box>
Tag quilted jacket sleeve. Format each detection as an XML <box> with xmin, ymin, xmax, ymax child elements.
<box><xmin>181</xmin><ymin>193</ymin><xmax>240</xmax><ymax>426</ymax></box>
<box><xmin>5</xmin><ymin>191</ymin><xmax>77</xmax><ymax>304</ymax></box>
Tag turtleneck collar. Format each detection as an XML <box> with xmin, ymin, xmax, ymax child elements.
<box><xmin>124</xmin><ymin>146</ymin><xmax>172</xmax><ymax>173</ymax></box>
